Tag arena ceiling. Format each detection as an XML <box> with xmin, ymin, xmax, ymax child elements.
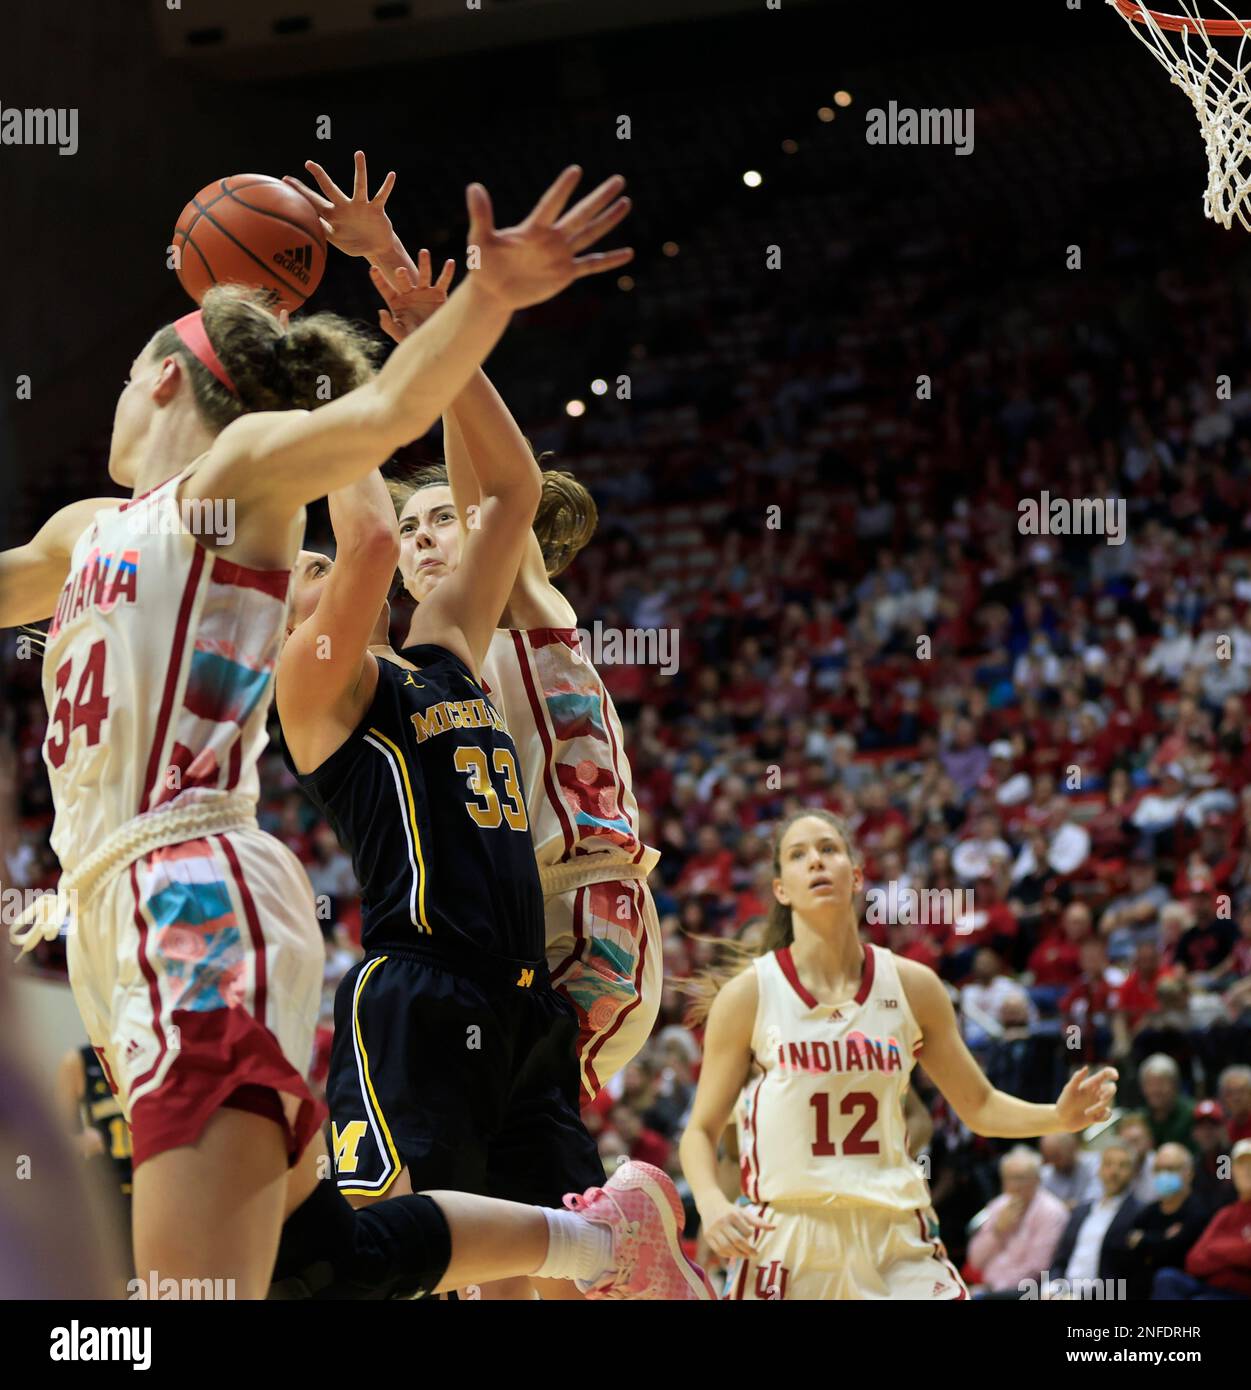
<box><xmin>148</xmin><ymin>0</ymin><xmax>819</xmax><ymax>77</ymax></box>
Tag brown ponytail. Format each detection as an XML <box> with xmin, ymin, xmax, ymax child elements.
<box><xmin>680</xmin><ymin>807</ymin><xmax>861</xmax><ymax>1025</ymax></box>
<box><xmin>150</xmin><ymin>285</ymin><xmax>379</xmax><ymax>432</ymax></box>
<box><xmin>532</xmin><ymin>470</ymin><xmax>597</xmax><ymax>576</ymax></box>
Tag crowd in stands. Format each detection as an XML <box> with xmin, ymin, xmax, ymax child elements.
<box><xmin>5</xmin><ymin>26</ymin><xmax>1251</xmax><ymax>1299</ymax></box>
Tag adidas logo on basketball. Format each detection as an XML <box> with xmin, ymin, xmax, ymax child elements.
<box><xmin>273</xmin><ymin>245</ymin><xmax>313</xmax><ymax>283</ymax></box>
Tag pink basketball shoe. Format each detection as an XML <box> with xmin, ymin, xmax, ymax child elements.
<box><xmin>563</xmin><ymin>1160</ymin><xmax>715</xmax><ymax>1299</ymax></box>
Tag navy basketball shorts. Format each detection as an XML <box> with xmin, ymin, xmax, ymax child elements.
<box><xmin>326</xmin><ymin>947</ymin><xmax>604</xmax><ymax>1207</ymax></box>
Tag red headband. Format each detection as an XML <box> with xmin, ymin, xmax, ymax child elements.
<box><xmin>173</xmin><ymin>309</ymin><xmax>238</xmax><ymax>396</ymax></box>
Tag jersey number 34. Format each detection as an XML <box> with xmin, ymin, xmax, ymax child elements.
<box><xmin>46</xmin><ymin>640</ymin><xmax>109</xmax><ymax>769</ymax></box>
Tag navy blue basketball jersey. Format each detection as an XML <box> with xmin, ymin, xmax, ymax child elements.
<box><xmin>281</xmin><ymin>644</ymin><xmax>545</xmax><ymax>963</ymax></box>
<box><xmin>81</xmin><ymin>1045</ymin><xmax>133</xmax><ymax>1196</ymax></box>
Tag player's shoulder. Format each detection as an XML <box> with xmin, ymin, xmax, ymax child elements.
<box><xmin>216</xmin><ymin>406</ymin><xmax>309</xmax><ymax>448</ymax></box>
<box><xmin>43</xmin><ymin>496</ymin><xmax>124</xmax><ymax>552</ymax></box>
<box><xmin>892</xmin><ymin>951</ymin><xmax>949</xmax><ymax>1019</ymax></box>
<box><xmin>400</xmin><ymin>641</ymin><xmax>479</xmax><ymax>690</ymax></box>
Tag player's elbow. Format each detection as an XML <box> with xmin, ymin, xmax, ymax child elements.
<box><xmin>952</xmin><ymin>1086</ymin><xmax>997</xmax><ymax>1136</ymax></box>
<box><xmin>343</xmin><ymin>517</ymin><xmax>400</xmax><ymax>570</ymax></box>
<box><xmin>480</xmin><ymin>462</ymin><xmax>542</xmax><ymax>516</ymax></box>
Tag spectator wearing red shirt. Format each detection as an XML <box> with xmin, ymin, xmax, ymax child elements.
<box><xmin>886</xmin><ymin>918</ymin><xmax>941</xmax><ymax>973</ymax></box>
<box><xmin>1116</xmin><ymin>940</ymin><xmax>1169</xmax><ymax>1034</ymax></box>
<box><xmin>676</xmin><ymin>825</ymin><xmax>734</xmax><ymax>898</ymax></box>
<box><xmin>856</xmin><ymin>782</ymin><xmax>910</xmax><ymax>860</ymax></box>
<box><xmin>1060</xmin><ymin>937</ymin><xmax>1120</xmax><ymax>1062</ymax></box>
<box><xmin>1218</xmin><ymin>904</ymin><xmax>1251</xmax><ymax>982</ymax></box>
<box><xmin>942</xmin><ymin>869</ymin><xmax>1020</xmax><ymax>979</ymax></box>
<box><xmin>1028</xmin><ymin>901</ymin><xmax>1094</xmax><ymax>998</ymax></box>
<box><xmin>610</xmin><ymin>1103</ymin><xmax>670</xmax><ymax>1170</ymax></box>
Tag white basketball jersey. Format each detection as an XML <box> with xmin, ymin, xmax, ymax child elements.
<box><xmin>736</xmin><ymin>945</ymin><xmax>931</xmax><ymax>1212</ymax></box>
<box><xmin>479</xmin><ymin>627</ymin><xmax>659</xmax><ymax>877</ymax></box>
<box><xmin>42</xmin><ymin>474</ymin><xmax>291</xmax><ymax>874</ymax></box>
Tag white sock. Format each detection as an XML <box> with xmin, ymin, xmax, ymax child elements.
<box><xmin>531</xmin><ymin>1209</ymin><xmax>614</xmax><ymax>1284</ymax></box>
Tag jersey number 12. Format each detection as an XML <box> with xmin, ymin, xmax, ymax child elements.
<box><xmin>810</xmin><ymin>1090</ymin><xmax>880</xmax><ymax>1156</ymax></box>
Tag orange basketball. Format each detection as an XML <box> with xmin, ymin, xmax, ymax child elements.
<box><xmin>172</xmin><ymin>174</ymin><xmax>326</xmax><ymax>313</ymax></box>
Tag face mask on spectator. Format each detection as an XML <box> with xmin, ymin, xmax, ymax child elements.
<box><xmin>1153</xmin><ymin>1171</ymin><xmax>1184</xmax><ymax>1198</ymax></box>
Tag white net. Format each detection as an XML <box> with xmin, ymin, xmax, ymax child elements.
<box><xmin>1109</xmin><ymin>0</ymin><xmax>1251</xmax><ymax>229</ymax></box>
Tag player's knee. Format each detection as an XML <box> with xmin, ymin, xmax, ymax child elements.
<box><xmin>269</xmin><ymin>1180</ymin><xmax>450</xmax><ymax>1300</ymax></box>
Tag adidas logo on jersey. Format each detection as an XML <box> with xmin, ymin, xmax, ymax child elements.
<box><xmin>932</xmin><ymin>1281</ymin><xmax>949</xmax><ymax>1296</ymax></box>
<box><xmin>273</xmin><ymin>244</ymin><xmax>314</xmax><ymax>282</ymax></box>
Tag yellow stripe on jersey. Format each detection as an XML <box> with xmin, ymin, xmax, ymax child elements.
<box><xmin>337</xmin><ymin>956</ymin><xmax>403</xmax><ymax>1198</ymax></box>
<box><xmin>365</xmin><ymin>726</ymin><xmax>431</xmax><ymax>933</ymax></box>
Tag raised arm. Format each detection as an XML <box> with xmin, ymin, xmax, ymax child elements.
<box><xmin>275</xmin><ymin>469</ymin><xmax>398</xmax><ymax>770</ymax></box>
<box><xmin>288</xmin><ymin>155</ymin><xmax>617</xmax><ymax>628</ymax></box>
<box><xmin>374</xmin><ymin>261</ymin><xmax>574</xmax><ymax>631</ymax></box>
<box><xmin>900</xmin><ymin>958</ymin><xmax>1117</xmax><ymax>1138</ymax></box>
<box><xmin>0</xmin><ymin>496</ymin><xmax>124</xmax><ymax>628</ymax></box>
<box><xmin>406</xmin><ymin>439</ymin><xmax>542</xmax><ymax>675</ymax></box>
<box><xmin>188</xmin><ymin>166</ymin><xmax>632</xmax><ymax>532</ymax></box>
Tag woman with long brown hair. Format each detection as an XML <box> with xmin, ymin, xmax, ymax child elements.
<box><xmin>679</xmin><ymin>807</ymin><xmax>1118</xmax><ymax>1300</ymax></box>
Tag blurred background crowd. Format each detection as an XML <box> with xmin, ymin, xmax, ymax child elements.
<box><xmin>4</xmin><ymin>0</ymin><xmax>1251</xmax><ymax>1301</ymax></box>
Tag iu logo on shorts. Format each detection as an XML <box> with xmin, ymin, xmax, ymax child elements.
<box><xmin>755</xmin><ymin>1261</ymin><xmax>790</xmax><ymax>1300</ymax></box>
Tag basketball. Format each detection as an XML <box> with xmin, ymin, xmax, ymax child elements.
<box><xmin>172</xmin><ymin>174</ymin><xmax>326</xmax><ymax>312</ymax></box>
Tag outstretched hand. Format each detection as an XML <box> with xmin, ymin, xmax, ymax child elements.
<box><xmin>283</xmin><ymin>150</ymin><xmax>397</xmax><ymax>259</ymax></box>
<box><xmin>371</xmin><ymin>251</ymin><xmax>456</xmax><ymax>344</ymax></box>
<box><xmin>466</xmin><ymin>165</ymin><xmax>633</xmax><ymax>310</ymax></box>
<box><xmin>1055</xmin><ymin>1064</ymin><xmax>1118</xmax><ymax>1131</ymax></box>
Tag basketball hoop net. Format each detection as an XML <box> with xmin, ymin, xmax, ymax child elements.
<box><xmin>1109</xmin><ymin>0</ymin><xmax>1251</xmax><ymax>229</ymax></box>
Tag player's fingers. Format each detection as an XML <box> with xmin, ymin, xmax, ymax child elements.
<box><xmin>716</xmin><ymin>1230</ymin><xmax>754</xmax><ymax>1258</ymax></box>
<box><xmin>319</xmin><ymin>216</ymin><xmax>336</xmax><ymax>240</ymax></box>
<box><xmin>369</xmin><ymin>264</ymin><xmax>402</xmax><ymax>307</ymax></box>
<box><xmin>375</xmin><ymin>169</ymin><xmax>397</xmax><ymax>206</ymax></box>
<box><xmin>304</xmin><ymin>160</ymin><xmax>348</xmax><ymax>205</ymax></box>
<box><xmin>466</xmin><ymin>182</ymin><xmax>495</xmax><ymax>241</ymax></box>
<box><xmin>378</xmin><ymin>309</ymin><xmax>402</xmax><ymax>343</ymax></box>
<box><xmin>393</xmin><ymin>265</ymin><xmax>415</xmax><ymax>292</ymax></box>
<box><xmin>282</xmin><ymin>175</ymin><xmax>336</xmax><ymax>214</ymax></box>
<box><xmin>1068</xmin><ymin>1064</ymin><xmax>1089</xmax><ymax>1090</ymax></box>
<box><xmin>569</xmin><ymin>197</ymin><xmax>632</xmax><ymax>253</ymax></box>
<box><xmin>731</xmin><ymin>1212</ymin><xmax>769</xmax><ymax>1242</ymax></box>
<box><xmin>436</xmin><ymin>258</ymin><xmax>456</xmax><ymax>291</ymax></box>
<box><xmin>351</xmin><ymin>150</ymin><xmax>368</xmax><ymax>200</ymax></box>
<box><xmin>557</xmin><ymin>174</ymin><xmax>627</xmax><ymax>235</ymax></box>
<box><xmin>528</xmin><ymin>165</ymin><xmax>582</xmax><ymax>227</ymax></box>
<box><xmin>416</xmin><ymin>247</ymin><xmax>432</xmax><ymax>286</ymax></box>
<box><xmin>571</xmin><ymin>246</ymin><xmax>635</xmax><ymax>278</ymax></box>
